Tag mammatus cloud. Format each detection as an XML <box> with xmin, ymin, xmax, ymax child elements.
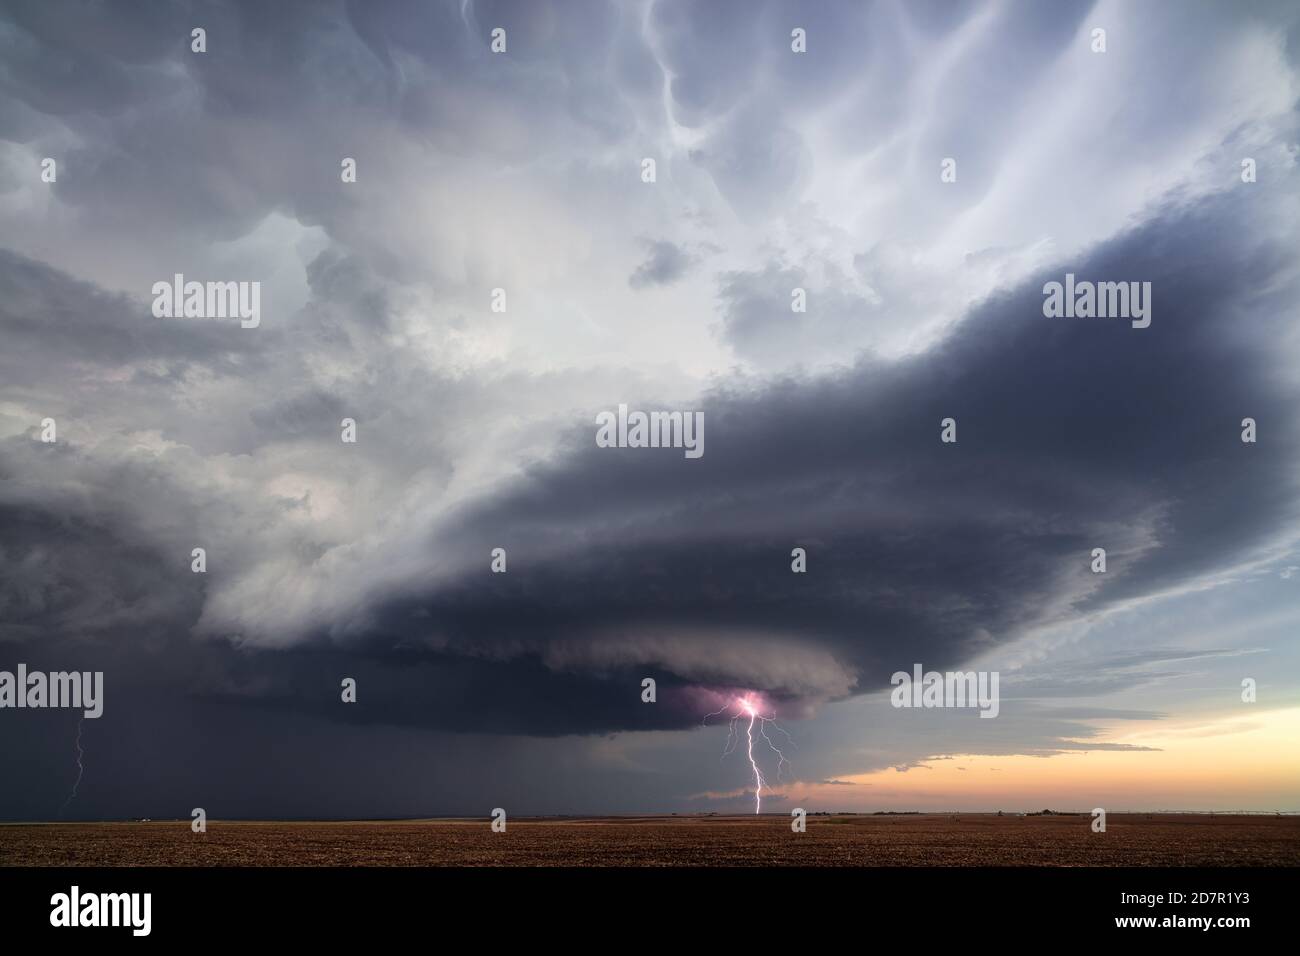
<box><xmin>629</xmin><ymin>239</ymin><xmax>696</xmax><ymax>289</ymax></box>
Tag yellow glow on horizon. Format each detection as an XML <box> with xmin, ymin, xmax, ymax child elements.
<box><xmin>790</xmin><ymin>706</ymin><xmax>1300</xmax><ymax>812</ymax></box>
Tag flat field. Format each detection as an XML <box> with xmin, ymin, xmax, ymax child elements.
<box><xmin>2</xmin><ymin>813</ymin><xmax>1297</xmax><ymax>866</ymax></box>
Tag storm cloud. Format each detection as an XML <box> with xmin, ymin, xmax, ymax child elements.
<box><xmin>2</xmin><ymin>0</ymin><xmax>1298</xmax><ymax>817</ymax></box>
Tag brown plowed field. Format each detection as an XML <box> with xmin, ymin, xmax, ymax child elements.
<box><xmin>2</xmin><ymin>813</ymin><xmax>1297</xmax><ymax>866</ymax></box>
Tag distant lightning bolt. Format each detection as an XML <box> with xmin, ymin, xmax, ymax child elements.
<box><xmin>58</xmin><ymin>717</ymin><xmax>85</xmax><ymax>817</ymax></box>
<box><xmin>743</xmin><ymin>704</ymin><xmax>764</xmax><ymax>813</ymax></box>
<box><xmin>704</xmin><ymin>693</ymin><xmax>792</xmax><ymax>814</ymax></box>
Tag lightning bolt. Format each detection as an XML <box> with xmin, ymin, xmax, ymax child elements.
<box><xmin>704</xmin><ymin>693</ymin><xmax>792</xmax><ymax>814</ymax></box>
<box><xmin>58</xmin><ymin>716</ymin><xmax>85</xmax><ymax>817</ymax></box>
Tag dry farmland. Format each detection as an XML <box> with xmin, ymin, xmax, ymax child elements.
<box><xmin>1</xmin><ymin>813</ymin><xmax>1297</xmax><ymax>866</ymax></box>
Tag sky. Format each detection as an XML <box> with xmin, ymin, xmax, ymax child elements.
<box><xmin>1</xmin><ymin>0</ymin><xmax>1298</xmax><ymax>820</ymax></box>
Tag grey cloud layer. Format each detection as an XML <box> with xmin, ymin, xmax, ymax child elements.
<box><xmin>352</xmin><ymin>190</ymin><xmax>1299</xmax><ymax>724</ymax></box>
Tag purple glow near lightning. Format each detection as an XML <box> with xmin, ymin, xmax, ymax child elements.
<box><xmin>704</xmin><ymin>693</ymin><xmax>792</xmax><ymax>814</ymax></box>
<box><xmin>59</xmin><ymin>716</ymin><xmax>85</xmax><ymax>817</ymax></box>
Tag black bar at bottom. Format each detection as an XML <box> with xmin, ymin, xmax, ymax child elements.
<box><xmin>0</xmin><ymin>866</ymin><xmax>1287</xmax><ymax>941</ymax></box>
